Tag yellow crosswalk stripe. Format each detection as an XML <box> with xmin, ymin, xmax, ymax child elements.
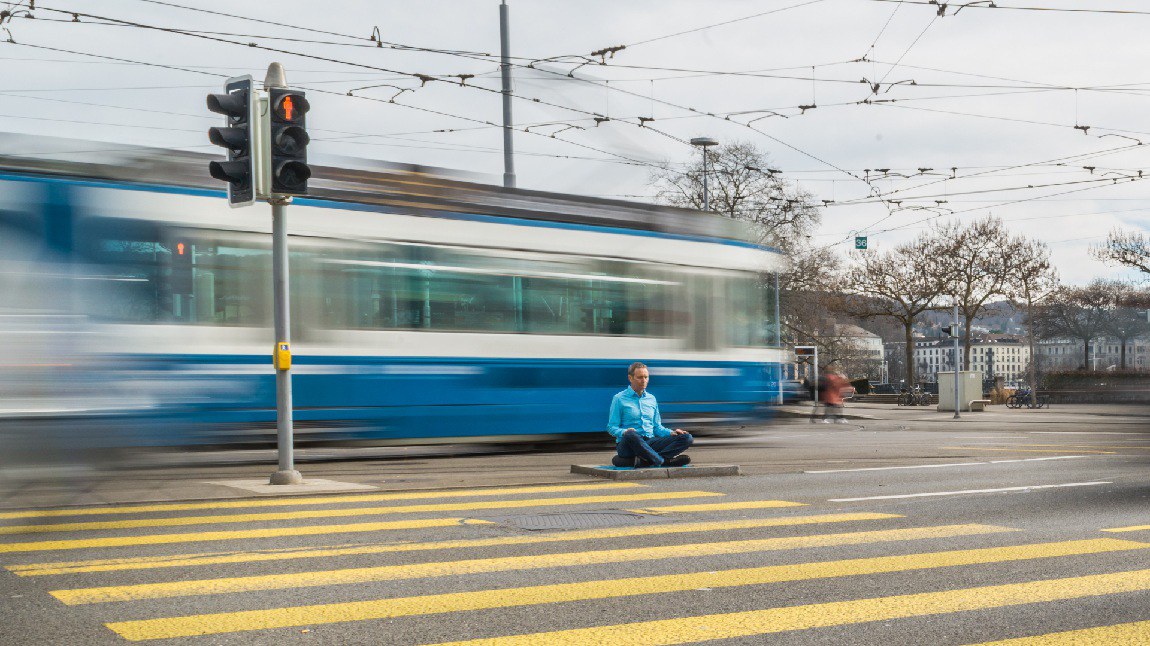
<box><xmin>1102</xmin><ymin>524</ymin><xmax>1150</xmax><ymax>533</ymax></box>
<box><xmin>970</xmin><ymin>620</ymin><xmax>1150</xmax><ymax>644</ymax></box>
<box><xmin>10</xmin><ymin>513</ymin><xmax>900</xmax><ymax>577</ymax></box>
<box><xmin>104</xmin><ymin>538</ymin><xmax>1146</xmax><ymax>641</ymax></box>
<box><xmin>0</xmin><ymin>491</ymin><xmax>723</xmax><ymax>535</ymax></box>
<box><xmin>51</xmin><ymin>523</ymin><xmax>1010</xmax><ymax>605</ymax></box>
<box><xmin>628</xmin><ymin>501</ymin><xmax>805</xmax><ymax>514</ymax></box>
<box><xmin>0</xmin><ymin>482</ymin><xmax>643</xmax><ymax>521</ymax></box>
<box><xmin>0</xmin><ymin>518</ymin><xmax>489</xmax><ymax>554</ymax></box>
<box><xmin>425</xmin><ymin>566</ymin><xmax>1150</xmax><ymax>646</ymax></box>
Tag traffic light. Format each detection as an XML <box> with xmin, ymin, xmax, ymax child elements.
<box><xmin>268</xmin><ymin>87</ymin><xmax>311</xmax><ymax>196</ymax></box>
<box><xmin>171</xmin><ymin>241</ymin><xmax>193</xmax><ymax>294</ymax></box>
<box><xmin>207</xmin><ymin>76</ymin><xmax>256</xmax><ymax>207</ymax></box>
<box><xmin>941</xmin><ymin>325</ymin><xmax>957</xmax><ymax>338</ymax></box>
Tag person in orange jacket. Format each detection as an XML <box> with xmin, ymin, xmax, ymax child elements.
<box><xmin>818</xmin><ymin>365</ymin><xmax>849</xmax><ymax>424</ymax></box>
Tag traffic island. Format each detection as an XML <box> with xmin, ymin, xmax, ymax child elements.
<box><xmin>571</xmin><ymin>464</ymin><xmax>741</xmax><ymax>480</ymax></box>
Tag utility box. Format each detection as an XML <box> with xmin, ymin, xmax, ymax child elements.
<box><xmin>937</xmin><ymin>371</ymin><xmax>983</xmax><ymax>412</ymax></box>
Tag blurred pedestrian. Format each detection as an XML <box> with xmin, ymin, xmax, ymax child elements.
<box><xmin>809</xmin><ymin>374</ymin><xmax>825</xmax><ymax>422</ymax></box>
<box><xmin>820</xmin><ymin>366</ymin><xmax>850</xmax><ymax>423</ymax></box>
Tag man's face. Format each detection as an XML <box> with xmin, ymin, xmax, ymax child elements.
<box><xmin>629</xmin><ymin>367</ymin><xmax>650</xmax><ymax>394</ymax></box>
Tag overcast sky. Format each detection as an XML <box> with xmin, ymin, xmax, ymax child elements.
<box><xmin>2</xmin><ymin>0</ymin><xmax>1149</xmax><ymax>284</ymax></box>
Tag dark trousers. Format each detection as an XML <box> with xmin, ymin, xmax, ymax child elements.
<box><xmin>616</xmin><ymin>429</ymin><xmax>693</xmax><ymax>467</ymax></box>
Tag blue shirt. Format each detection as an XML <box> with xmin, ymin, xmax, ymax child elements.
<box><xmin>607</xmin><ymin>386</ymin><xmax>672</xmax><ymax>442</ymax></box>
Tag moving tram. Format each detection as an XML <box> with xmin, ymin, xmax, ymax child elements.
<box><xmin>0</xmin><ymin>136</ymin><xmax>787</xmax><ymax>449</ymax></box>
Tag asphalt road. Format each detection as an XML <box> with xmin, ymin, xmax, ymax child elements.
<box><xmin>2</xmin><ymin>404</ymin><xmax>1150</xmax><ymax>644</ymax></box>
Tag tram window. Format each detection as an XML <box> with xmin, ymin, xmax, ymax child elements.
<box><xmin>76</xmin><ymin>220</ymin><xmax>165</xmax><ymax>323</ymax></box>
<box><xmin>76</xmin><ymin>220</ymin><xmax>274</xmax><ymax>326</ymax></box>
<box><xmin>313</xmin><ymin>244</ymin><xmax>680</xmax><ymax>336</ymax></box>
<box><xmin>727</xmin><ymin>274</ymin><xmax>776</xmax><ymax>347</ymax></box>
<box><xmin>192</xmin><ymin>241</ymin><xmax>271</xmax><ymax>326</ymax></box>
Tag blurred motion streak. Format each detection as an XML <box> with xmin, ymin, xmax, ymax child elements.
<box><xmin>0</xmin><ymin>134</ymin><xmax>787</xmax><ymax>483</ymax></box>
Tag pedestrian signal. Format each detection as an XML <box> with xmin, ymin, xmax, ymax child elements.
<box><xmin>268</xmin><ymin>88</ymin><xmax>311</xmax><ymax>196</ymax></box>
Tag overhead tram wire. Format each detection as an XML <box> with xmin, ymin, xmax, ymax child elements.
<box><xmin>871</xmin><ymin>102</ymin><xmax>1150</xmax><ymax>139</ymax></box>
<box><xmin>25</xmin><ymin>3</ymin><xmax>1150</xmax><ymax>91</ymax></box>
<box><xmin>878</xmin><ymin>176</ymin><xmax>1148</xmax><ymax>235</ymax></box>
<box><xmin>837</xmin><ymin>143</ymin><xmax>1145</xmax><ymax>235</ymax></box>
<box><xmin>25</xmin><ymin>15</ymin><xmax>515</xmax><ymax>55</ymax></box>
<box><xmin>811</xmin><ymin>177</ymin><xmax>1146</xmax><ymax>252</ymax></box>
<box><xmin>824</xmin><ymin>143</ymin><xmax>1148</xmax><ymax>246</ymax></box>
<box><xmin>0</xmin><ymin>41</ymin><xmax>678</xmax><ymax>177</ymax></box>
<box><xmin>0</xmin><ymin>75</ymin><xmax>679</xmax><ymax>155</ymax></box>
<box><xmin>813</xmin><ymin>204</ymin><xmax>1150</xmax><ymax>239</ymax></box>
<box><xmin>24</xmin><ymin>6</ymin><xmax>703</xmax><ymax>156</ymax></box>
<box><xmin>834</xmin><ymin>174</ymin><xmax>1147</xmax><ymax>206</ymax></box>
<box><xmin>837</xmin><ymin>142</ymin><xmax>1146</xmax><ymax>208</ymax></box>
<box><xmin>875</xmin><ymin>13</ymin><xmax>938</xmax><ymax>87</ymax></box>
<box><xmin>620</xmin><ymin>0</ymin><xmax>828</xmax><ymax>48</ymax></box>
<box><xmin>8</xmin><ymin>11</ymin><xmax>1104</xmax><ymax>109</ymax></box>
<box><xmin>867</xmin><ymin>0</ymin><xmax>1150</xmax><ymax>17</ymax></box>
<box><xmin>16</xmin><ymin>2</ymin><xmax>900</xmax><ymax>180</ymax></box>
<box><xmin>123</xmin><ymin>0</ymin><xmax>512</xmax><ymax>60</ymax></box>
<box><xmin>24</xmin><ymin>4</ymin><xmax>1138</xmax><ymax>203</ymax></box>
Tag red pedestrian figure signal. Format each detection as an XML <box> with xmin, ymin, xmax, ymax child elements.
<box><xmin>177</xmin><ymin>242</ymin><xmax>186</xmax><ymax>255</ymax></box>
<box><xmin>281</xmin><ymin>96</ymin><xmax>295</xmax><ymax>121</ymax></box>
<box><xmin>269</xmin><ymin>88</ymin><xmax>311</xmax><ymax>195</ymax></box>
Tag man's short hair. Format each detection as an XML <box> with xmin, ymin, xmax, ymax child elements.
<box><xmin>628</xmin><ymin>361</ymin><xmax>648</xmax><ymax>376</ymax></box>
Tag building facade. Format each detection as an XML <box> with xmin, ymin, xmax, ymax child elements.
<box><xmin>1038</xmin><ymin>337</ymin><xmax>1150</xmax><ymax>371</ymax></box>
<box><xmin>913</xmin><ymin>335</ymin><xmax>1031</xmax><ymax>384</ymax></box>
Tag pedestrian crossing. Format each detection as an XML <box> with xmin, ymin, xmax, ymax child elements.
<box><xmin>2</xmin><ymin>479</ymin><xmax>1149</xmax><ymax>644</ymax></box>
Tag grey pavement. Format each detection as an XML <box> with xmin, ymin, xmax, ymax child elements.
<box><xmin>0</xmin><ymin>402</ymin><xmax>1145</xmax><ymax>510</ymax></box>
<box><xmin>3</xmin><ymin>402</ymin><xmax>1150</xmax><ymax>644</ymax></box>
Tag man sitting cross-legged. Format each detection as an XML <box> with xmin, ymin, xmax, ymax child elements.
<box><xmin>607</xmin><ymin>362</ymin><xmax>693</xmax><ymax>468</ymax></box>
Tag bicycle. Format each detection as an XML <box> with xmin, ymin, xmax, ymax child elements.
<box><xmin>1007</xmin><ymin>388</ymin><xmax>1047</xmax><ymax>409</ymax></box>
<box><xmin>898</xmin><ymin>386</ymin><xmax>931</xmax><ymax>406</ymax></box>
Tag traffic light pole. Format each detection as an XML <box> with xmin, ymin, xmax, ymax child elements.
<box><xmin>269</xmin><ymin>196</ymin><xmax>301</xmax><ymax>484</ymax></box>
<box><xmin>208</xmin><ymin>63</ymin><xmax>313</xmax><ymax>485</ymax></box>
<box><xmin>953</xmin><ymin>302</ymin><xmax>961</xmax><ymax>420</ymax></box>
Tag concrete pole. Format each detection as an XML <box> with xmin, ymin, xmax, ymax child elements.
<box><xmin>269</xmin><ymin>199</ymin><xmax>300</xmax><ymax>484</ymax></box>
<box><xmin>702</xmin><ymin>148</ymin><xmax>710</xmax><ymax>212</ymax></box>
<box><xmin>813</xmin><ymin>348</ymin><xmax>819</xmax><ymax>404</ymax></box>
<box><xmin>499</xmin><ymin>1</ymin><xmax>516</xmax><ymax>189</ymax></box>
<box><xmin>953</xmin><ymin>302</ymin><xmax>961</xmax><ymax>420</ymax></box>
<box><xmin>774</xmin><ymin>271</ymin><xmax>782</xmax><ymax>405</ymax></box>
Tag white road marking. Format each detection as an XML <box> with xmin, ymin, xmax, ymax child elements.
<box><xmin>1030</xmin><ymin>432</ymin><xmax>1144</xmax><ymax>435</ymax></box>
<box><xmin>829</xmin><ymin>481</ymin><xmax>1110</xmax><ymax>502</ymax></box>
<box><xmin>807</xmin><ymin>455</ymin><xmax>1089</xmax><ymax>474</ymax></box>
<box><xmin>808</xmin><ymin>462</ymin><xmax>984</xmax><ymax>474</ymax></box>
<box><xmin>987</xmin><ymin>456</ymin><xmax>1092</xmax><ymax>464</ymax></box>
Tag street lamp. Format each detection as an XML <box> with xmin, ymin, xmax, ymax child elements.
<box><xmin>690</xmin><ymin>137</ymin><xmax>718</xmax><ymax>211</ymax></box>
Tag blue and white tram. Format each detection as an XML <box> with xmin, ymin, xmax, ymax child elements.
<box><xmin>0</xmin><ymin>141</ymin><xmax>786</xmax><ymax>448</ymax></box>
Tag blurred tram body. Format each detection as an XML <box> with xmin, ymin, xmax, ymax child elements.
<box><xmin>0</xmin><ymin>136</ymin><xmax>786</xmax><ymax>449</ymax></box>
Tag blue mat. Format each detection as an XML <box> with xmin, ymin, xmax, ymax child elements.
<box><xmin>595</xmin><ymin>465</ymin><xmax>692</xmax><ymax>470</ymax></box>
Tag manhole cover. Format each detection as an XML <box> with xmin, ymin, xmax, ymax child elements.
<box><xmin>481</xmin><ymin>511</ymin><xmax>658</xmax><ymax>531</ymax></box>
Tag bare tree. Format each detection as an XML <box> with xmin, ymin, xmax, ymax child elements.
<box><xmin>1097</xmin><ymin>281</ymin><xmax>1150</xmax><ymax>369</ymax></box>
<box><xmin>1004</xmin><ymin>238</ymin><xmax>1058</xmax><ymax>403</ymax></box>
<box><xmin>839</xmin><ymin>235</ymin><xmax>950</xmax><ymax>386</ymax></box>
<box><xmin>778</xmin><ymin>244</ymin><xmax>842</xmax><ymax>348</ymax></box>
<box><xmin>1092</xmin><ymin>229</ymin><xmax>1150</xmax><ymax>276</ymax></box>
<box><xmin>651</xmin><ymin>141</ymin><xmax>822</xmax><ymax>251</ymax></box>
<box><xmin>1031</xmin><ymin>282</ymin><xmax>1110</xmax><ymax>368</ymax></box>
<box><xmin>935</xmin><ymin>215</ymin><xmax>1024</xmax><ymax>366</ymax></box>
